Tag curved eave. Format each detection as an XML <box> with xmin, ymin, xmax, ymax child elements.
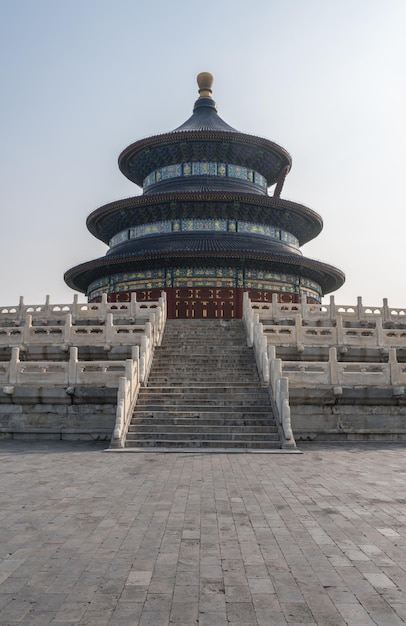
<box><xmin>64</xmin><ymin>250</ymin><xmax>345</xmax><ymax>296</ymax></box>
<box><xmin>118</xmin><ymin>130</ymin><xmax>292</xmax><ymax>186</ymax></box>
<box><xmin>86</xmin><ymin>192</ymin><xmax>323</xmax><ymax>247</ymax></box>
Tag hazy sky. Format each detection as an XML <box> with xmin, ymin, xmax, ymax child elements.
<box><xmin>1</xmin><ymin>0</ymin><xmax>405</xmax><ymax>307</ymax></box>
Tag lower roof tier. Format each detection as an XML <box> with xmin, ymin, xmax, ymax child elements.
<box><xmin>64</xmin><ymin>240</ymin><xmax>345</xmax><ymax>297</ymax></box>
<box><xmin>86</xmin><ymin>192</ymin><xmax>323</xmax><ymax>247</ymax></box>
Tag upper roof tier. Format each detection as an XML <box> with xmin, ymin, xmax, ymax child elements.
<box><xmin>118</xmin><ymin>73</ymin><xmax>292</xmax><ymax>190</ymax></box>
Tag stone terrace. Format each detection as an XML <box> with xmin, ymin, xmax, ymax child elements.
<box><xmin>0</xmin><ymin>442</ymin><xmax>405</xmax><ymax>624</ymax></box>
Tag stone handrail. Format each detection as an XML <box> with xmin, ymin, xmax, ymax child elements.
<box><xmin>0</xmin><ymin>293</ymin><xmax>167</xmax><ymax>352</ymax></box>
<box><xmin>2</xmin><ymin>346</ymin><xmax>126</xmax><ymax>387</ymax></box>
<box><xmin>0</xmin><ymin>292</ymin><xmax>168</xmax><ymax>325</ymax></box>
<box><xmin>282</xmin><ymin>346</ymin><xmax>405</xmax><ymax>390</ymax></box>
<box><xmin>110</xmin><ymin>295</ymin><xmax>167</xmax><ymax>448</ymax></box>
<box><xmin>0</xmin><ymin>297</ymin><xmax>166</xmax><ymax>386</ymax></box>
<box><xmin>250</xmin><ymin>294</ymin><xmax>406</xmax><ymax>323</ymax></box>
<box><xmin>243</xmin><ymin>293</ymin><xmax>296</xmax><ymax>449</ymax></box>
<box><xmin>263</xmin><ymin>315</ymin><xmax>406</xmax><ymax>353</ymax></box>
<box><xmin>110</xmin><ymin>346</ymin><xmax>141</xmax><ymax>448</ymax></box>
<box><xmin>1</xmin><ymin>294</ymin><xmax>167</xmax><ymax>447</ymax></box>
<box><xmin>0</xmin><ymin>315</ymin><xmax>146</xmax><ymax>348</ymax></box>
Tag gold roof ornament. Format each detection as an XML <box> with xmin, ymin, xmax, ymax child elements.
<box><xmin>197</xmin><ymin>72</ymin><xmax>214</xmax><ymax>98</ymax></box>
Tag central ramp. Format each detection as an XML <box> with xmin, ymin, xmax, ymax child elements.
<box><xmin>126</xmin><ymin>319</ymin><xmax>281</xmax><ymax>449</ymax></box>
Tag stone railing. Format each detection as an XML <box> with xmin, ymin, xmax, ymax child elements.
<box><xmin>0</xmin><ymin>293</ymin><xmax>167</xmax><ymax>445</ymax></box>
<box><xmin>110</xmin><ymin>303</ymin><xmax>165</xmax><ymax>447</ymax></box>
<box><xmin>111</xmin><ymin>347</ymin><xmax>141</xmax><ymax>448</ymax></box>
<box><xmin>243</xmin><ymin>293</ymin><xmax>406</xmax><ymax>392</ymax></box>
<box><xmin>0</xmin><ymin>292</ymin><xmax>167</xmax><ymax>326</ymax></box>
<box><xmin>2</xmin><ymin>346</ymin><xmax>127</xmax><ymax>388</ymax></box>
<box><xmin>1</xmin><ymin>337</ymin><xmax>157</xmax><ymax>389</ymax></box>
<box><xmin>250</xmin><ymin>294</ymin><xmax>406</xmax><ymax>324</ymax></box>
<box><xmin>263</xmin><ymin>315</ymin><xmax>406</xmax><ymax>353</ymax></box>
<box><xmin>282</xmin><ymin>346</ymin><xmax>406</xmax><ymax>391</ymax></box>
<box><xmin>0</xmin><ymin>293</ymin><xmax>167</xmax><ymax>351</ymax></box>
<box><xmin>244</xmin><ymin>294</ymin><xmax>406</xmax><ymax>354</ymax></box>
<box><xmin>0</xmin><ymin>314</ymin><xmax>147</xmax><ymax>349</ymax></box>
<box><xmin>243</xmin><ymin>293</ymin><xmax>296</xmax><ymax>449</ymax></box>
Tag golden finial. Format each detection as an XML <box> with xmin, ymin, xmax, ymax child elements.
<box><xmin>197</xmin><ymin>72</ymin><xmax>214</xmax><ymax>98</ymax></box>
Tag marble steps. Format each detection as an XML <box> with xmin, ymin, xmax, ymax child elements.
<box><xmin>125</xmin><ymin>438</ymin><xmax>280</xmax><ymax>449</ymax></box>
<box><xmin>126</xmin><ymin>431</ymin><xmax>279</xmax><ymax>443</ymax></box>
<box><xmin>146</xmin><ymin>380</ymin><xmax>261</xmax><ymax>386</ymax></box>
<box><xmin>126</xmin><ymin>319</ymin><xmax>280</xmax><ymax>449</ymax></box>
<box><xmin>131</xmin><ymin>413</ymin><xmax>276</xmax><ymax>426</ymax></box>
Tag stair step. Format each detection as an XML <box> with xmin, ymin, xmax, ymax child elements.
<box><xmin>131</xmin><ymin>420</ymin><xmax>276</xmax><ymax>428</ymax></box>
<box><xmin>138</xmin><ymin>389</ymin><xmax>269</xmax><ymax>396</ymax></box>
<box><xmin>127</xmin><ymin>433</ymin><xmax>278</xmax><ymax>442</ymax></box>
<box><xmin>125</xmin><ymin>439</ymin><xmax>281</xmax><ymax>449</ymax></box>
<box><xmin>126</xmin><ymin>439</ymin><xmax>280</xmax><ymax>449</ymax></box>
<box><xmin>132</xmin><ymin>411</ymin><xmax>275</xmax><ymax>420</ymax></box>
<box><xmin>135</xmin><ymin>403</ymin><xmax>272</xmax><ymax>410</ymax></box>
<box><xmin>127</xmin><ymin>423</ymin><xmax>277</xmax><ymax>439</ymax></box>
<box><xmin>136</xmin><ymin>405</ymin><xmax>271</xmax><ymax>411</ymax></box>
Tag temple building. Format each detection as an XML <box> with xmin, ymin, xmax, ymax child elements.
<box><xmin>64</xmin><ymin>73</ymin><xmax>344</xmax><ymax>319</ymax></box>
<box><xmin>2</xmin><ymin>73</ymin><xmax>405</xmax><ymax>448</ymax></box>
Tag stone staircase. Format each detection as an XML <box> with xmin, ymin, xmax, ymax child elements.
<box><xmin>126</xmin><ymin>319</ymin><xmax>281</xmax><ymax>449</ymax></box>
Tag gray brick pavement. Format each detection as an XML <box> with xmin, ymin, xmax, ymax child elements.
<box><xmin>0</xmin><ymin>441</ymin><xmax>405</xmax><ymax>624</ymax></box>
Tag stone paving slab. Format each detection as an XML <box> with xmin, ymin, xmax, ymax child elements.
<box><xmin>0</xmin><ymin>441</ymin><xmax>405</xmax><ymax>625</ymax></box>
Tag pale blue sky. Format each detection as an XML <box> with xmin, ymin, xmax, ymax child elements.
<box><xmin>1</xmin><ymin>0</ymin><xmax>405</xmax><ymax>306</ymax></box>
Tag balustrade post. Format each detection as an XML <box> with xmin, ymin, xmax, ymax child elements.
<box><xmin>101</xmin><ymin>293</ymin><xmax>108</xmax><ymax>319</ymax></box>
<box><xmin>9</xmin><ymin>346</ymin><xmax>20</xmax><ymax>384</ymax></box>
<box><xmin>336</xmin><ymin>315</ymin><xmax>345</xmax><ymax>352</ymax></box>
<box><xmin>275</xmin><ymin>377</ymin><xmax>281</xmax><ymax>414</ymax></box>
<box><xmin>279</xmin><ymin>377</ymin><xmax>294</xmax><ymax>446</ymax></box>
<box><xmin>18</xmin><ymin>296</ymin><xmax>25</xmax><ymax>324</ymax></box>
<box><xmin>64</xmin><ymin>313</ymin><xmax>73</xmax><ymax>344</ymax></box>
<box><xmin>271</xmin><ymin>292</ymin><xmax>278</xmax><ymax>319</ymax></box>
<box><xmin>300</xmin><ymin>295</ymin><xmax>308</xmax><ymax>320</ymax></box>
<box><xmin>130</xmin><ymin>292</ymin><xmax>137</xmax><ymax>318</ymax></box>
<box><xmin>295</xmin><ymin>314</ymin><xmax>304</xmax><ymax>352</ymax></box>
<box><xmin>279</xmin><ymin>376</ymin><xmax>289</xmax><ymax>423</ymax></box>
<box><xmin>117</xmin><ymin>377</ymin><xmax>127</xmax><ymax>439</ymax></box>
<box><xmin>268</xmin><ymin>345</ymin><xmax>276</xmax><ymax>362</ymax></box>
<box><xmin>389</xmin><ymin>348</ymin><xmax>400</xmax><ymax>386</ymax></box>
<box><xmin>23</xmin><ymin>314</ymin><xmax>32</xmax><ymax>345</ymax></box>
<box><xmin>357</xmin><ymin>296</ymin><xmax>363</xmax><ymax>321</ymax></box>
<box><xmin>140</xmin><ymin>336</ymin><xmax>147</xmax><ymax>383</ymax></box>
<box><xmin>376</xmin><ymin>316</ymin><xmax>384</xmax><ymax>348</ymax></box>
<box><xmin>68</xmin><ymin>347</ymin><xmax>78</xmax><ymax>385</ymax></box>
<box><xmin>382</xmin><ymin>298</ymin><xmax>390</xmax><ymax>323</ymax></box>
<box><xmin>329</xmin><ymin>347</ymin><xmax>339</xmax><ymax>385</ymax></box>
<box><xmin>106</xmin><ymin>313</ymin><xmax>114</xmax><ymax>345</ymax></box>
<box><xmin>155</xmin><ymin>306</ymin><xmax>162</xmax><ymax>343</ymax></box>
<box><xmin>262</xmin><ymin>350</ymin><xmax>269</xmax><ymax>384</ymax></box>
<box><xmin>329</xmin><ymin>295</ymin><xmax>336</xmax><ymax>320</ymax></box>
<box><xmin>279</xmin><ymin>376</ymin><xmax>289</xmax><ymax>405</ymax></box>
<box><xmin>244</xmin><ymin>319</ymin><xmax>252</xmax><ymax>347</ymax></box>
<box><xmin>243</xmin><ymin>292</ymin><xmax>251</xmax><ymax>322</ymax></box>
<box><xmin>162</xmin><ymin>292</ymin><xmax>167</xmax><ymax>324</ymax></box>
<box><xmin>125</xmin><ymin>359</ymin><xmax>133</xmax><ymax>396</ymax></box>
<box><xmin>271</xmin><ymin>358</ymin><xmax>282</xmax><ymax>394</ymax></box>
<box><xmin>149</xmin><ymin>313</ymin><xmax>156</xmax><ymax>343</ymax></box>
<box><xmin>132</xmin><ymin>345</ymin><xmax>140</xmax><ymax>364</ymax></box>
<box><xmin>44</xmin><ymin>295</ymin><xmax>51</xmax><ymax>317</ymax></box>
<box><xmin>72</xmin><ymin>294</ymin><xmax>79</xmax><ymax>323</ymax></box>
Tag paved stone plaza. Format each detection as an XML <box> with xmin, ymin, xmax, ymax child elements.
<box><xmin>0</xmin><ymin>442</ymin><xmax>405</xmax><ymax>625</ymax></box>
